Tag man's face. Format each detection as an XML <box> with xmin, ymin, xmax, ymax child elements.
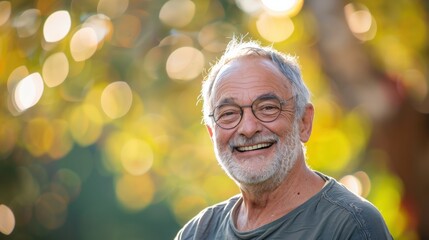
<box><xmin>208</xmin><ymin>56</ymin><xmax>302</xmax><ymax>187</ymax></box>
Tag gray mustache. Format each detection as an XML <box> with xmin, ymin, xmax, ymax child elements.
<box><xmin>229</xmin><ymin>134</ymin><xmax>279</xmax><ymax>148</ymax></box>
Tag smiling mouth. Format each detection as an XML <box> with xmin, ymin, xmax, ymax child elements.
<box><xmin>235</xmin><ymin>143</ymin><xmax>274</xmax><ymax>152</ymax></box>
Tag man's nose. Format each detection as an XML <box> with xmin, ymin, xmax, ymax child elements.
<box><xmin>236</xmin><ymin>108</ymin><xmax>262</xmax><ymax>138</ymax></box>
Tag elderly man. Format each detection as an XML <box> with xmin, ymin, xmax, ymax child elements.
<box><xmin>175</xmin><ymin>39</ymin><xmax>392</xmax><ymax>239</ymax></box>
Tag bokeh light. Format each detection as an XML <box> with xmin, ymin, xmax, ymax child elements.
<box><xmin>354</xmin><ymin>171</ymin><xmax>371</xmax><ymax>198</ymax></box>
<box><xmin>235</xmin><ymin>0</ymin><xmax>263</xmax><ymax>15</ymax></box>
<box><xmin>256</xmin><ymin>13</ymin><xmax>294</xmax><ymax>42</ymax></box>
<box><xmin>121</xmin><ymin>138</ymin><xmax>153</xmax><ymax>176</ymax></box>
<box><xmin>115</xmin><ymin>173</ymin><xmax>155</xmax><ymax>211</ymax></box>
<box><xmin>13</xmin><ymin>73</ymin><xmax>44</xmax><ymax>112</ymax></box>
<box><xmin>0</xmin><ymin>204</ymin><xmax>15</xmax><ymax>235</ymax></box>
<box><xmin>0</xmin><ymin>1</ymin><xmax>11</xmax><ymax>26</ymax></box>
<box><xmin>70</xmin><ymin>27</ymin><xmax>98</xmax><ymax>61</ymax></box>
<box><xmin>261</xmin><ymin>0</ymin><xmax>303</xmax><ymax>17</ymax></box>
<box><xmin>102</xmin><ymin>131</ymin><xmax>132</xmax><ymax>174</ymax></box>
<box><xmin>13</xmin><ymin>9</ymin><xmax>41</xmax><ymax>38</ymax></box>
<box><xmin>82</xmin><ymin>14</ymin><xmax>113</xmax><ymax>44</ymax></box>
<box><xmin>7</xmin><ymin>66</ymin><xmax>29</xmax><ymax>92</ymax></box>
<box><xmin>100</xmin><ymin>81</ymin><xmax>133</xmax><ymax>119</ymax></box>
<box><xmin>344</xmin><ymin>3</ymin><xmax>377</xmax><ymax>41</ymax></box>
<box><xmin>159</xmin><ymin>0</ymin><xmax>195</xmax><ymax>28</ymax></box>
<box><xmin>369</xmin><ymin>167</ymin><xmax>407</xmax><ymax>238</ymax></box>
<box><xmin>166</xmin><ymin>47</ymin><xmax>204</xmax><ymax>81</ymax></box>
<box><xmin>43</xmin><ymin>10</ymin><xmax>71</xmax><ymax>43</ymax></box>
<box><xmin>340</xmin><ymin>174</ymin><xmax>363</xmax><ymax>196</ymax></box>
<box><xmin>42</xmin><ymin>52</ymin><xmax>69</xmax><ymax>87</ymax></box>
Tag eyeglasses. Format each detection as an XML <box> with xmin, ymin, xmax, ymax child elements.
<box><xmin>209</xmin><ymin>95</ymin><xmax>294</xmax><ymax>130</ymax></box>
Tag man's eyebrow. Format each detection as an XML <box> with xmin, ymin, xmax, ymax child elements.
<box><xmin>216</xmin><ymin>93</ymin><xmax>281</xmax><ymax>106</ymax></box>
<box><xmin>256</xmin><ymin>93</ymin><xmax>281</xmax><ymax>101</ymax></box>
<box><xmin>215</xmin><ymin>97</ymin><xmax>236</xmax><ymax>106</ymax></box>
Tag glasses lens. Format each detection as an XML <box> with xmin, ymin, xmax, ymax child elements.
<box><xmin>213</xmin><ymin>104</ymin><xmax>241</xmax><ymax>129</ymax></box>
<box><xmin>253</xmin><ymin>98</ymin><xmax>282</xmax><ymax>122</ymax></box>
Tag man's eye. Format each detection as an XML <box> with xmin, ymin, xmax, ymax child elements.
<box><xmin>257</xmin><ymin>104</ymin><xmax>279</xmax><ymax>112</ymax></box>
<box><xmin>218</xmin><ymin>110</ymin><xmax>239</xmax><ymax>119</ymax></box>
<box><xmin>261</xmin><ymin>105</ymin><xmax>277</xmax><ymax>110</ymax></box>
<box><xmin>214</xmin><ymin>105</ymin><xmax>240</xmax><ymax>120</ymax></box>
<box><xmin>221</xmin><ymin>111</ymin><xmax>235</xmax><ymax>116</ymax></box>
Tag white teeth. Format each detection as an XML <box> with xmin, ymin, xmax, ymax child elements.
<box><xmin>237</xmin><ymin>143</ymin><xmax>271</xmax><ymax>152</ymax></box>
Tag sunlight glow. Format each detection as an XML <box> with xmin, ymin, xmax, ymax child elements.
<box><xmin>344</xmin><ymin>3</ymin><xmax>377</xmax><ymax>41</ymax></box>
<box><xmin>235</xmin><ymin>0</ymin><xmax>263</xmax><ymax>15</ymax></box>
<box><xmin>115</xmin><ymin>174</ymin><xmax>155</xmax><ymax>211</ymax></box>
<box><xmin>166</xmin><ymin>47</ymin><xmax>204</xmax><ymax>81</ymax></box>
<box><xmin>70</xmin><ymin>27</ymin><xmax>98</xmax><ymax>61</ymax></box>
<box><xmin>355</xmin><ymin>171</ymin><xmax>371</xmax><ymax>198</ymax></box>
<box><xmin>261</xmin><ymin>0</ymin><xmax>303</xmax><ymax>17</ymax></box>
<box><xmin>0</xmin><ymin>1</ymin><xmax>11</xmax><ymax>26</ymax></box>
<box><xmin>13</xmin><ymin>73</ymin><xmax>44</xmax><ymax>112</ymax></box>
<box><xmin>83</xmin><ymin>14</ymin><xmax>113</xmax><ymax>44</ymax></box>
<box><xmin>121</xmin><ymin>138</ymin><xmax>153</xmax><ymax>176</ymax></box>
<box><xmin>0</xmin><ymin>204</ymin><xmax>15</xmax><ymax>235</ymax></box>
<box><xmin>256</xmin><ymin>13</ymin><xmax>294</xmax><ymax>42</ymax></box>
<box><xmin>306</xmin><ymin>127</ymin><xmax>352</xmax><ymax>173</ymax></box>
<box><xmin>43</xmin><ymin>10</ymin><xmax>71</xmax><ymax>42</ymax></box>
<box><xmin>43</xmin><ymin>52</ymin><xmax>69</xmax><ymax>87</ymax></box>
<box><xmin>159</xmin><ymin>0</ymin><xmax>195</xmax><ymax>28</ymax></box>
<box><xmin>100</xmin><ymin>81</ymin><xmax>133</xmax><ymax>119</ymax></box>
<box><xmin>340</xmin><ymin>175</ymin><xmax>363</xmax><ymax>196</ymax></box>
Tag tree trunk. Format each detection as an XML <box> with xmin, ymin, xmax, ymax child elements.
<box><xmin>305</xmin><ymin>0</ymin><xmax>429</xmax><ymax>238</ymax></box>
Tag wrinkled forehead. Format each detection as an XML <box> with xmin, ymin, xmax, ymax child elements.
<box><xmin>210</xmin><ymin>56</ymin><xmax>292</xmax><ymax>104</ymax></box>
<box><xmin>214</xmin><ymin>56</ymin><xmax>276</xmax><ymax>83</ymax></box>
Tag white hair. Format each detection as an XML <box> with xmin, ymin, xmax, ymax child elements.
<box><xmin>200</xmin><ymin>37</ymin><xmax>311</xmax><ymax>127</ymax></box>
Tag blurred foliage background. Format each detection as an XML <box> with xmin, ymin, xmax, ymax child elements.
<box><xmin>0</xmin><ymin>0</ymin><xmax>428</xmax><ymax>239</ymax></box>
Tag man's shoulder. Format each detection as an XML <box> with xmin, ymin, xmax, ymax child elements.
<box><xmin>174</xmin><ymin>195</ymin><xmax>240</xmax><ymax>240</ymax></box>
<box><xmin>318</xmin><ymin>174</ymin><xmax>392</xmax><ymax>239</ymax></box>
<box><xmin>322</xmin><ymin>176</ymin><xmax>380</xmax><ymax>213</ymax></box>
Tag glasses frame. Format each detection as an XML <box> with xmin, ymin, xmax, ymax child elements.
<box><xmin>209</xmin><ymin>95</ymin><xmax>295</xmax><ymax>130</ymax></box>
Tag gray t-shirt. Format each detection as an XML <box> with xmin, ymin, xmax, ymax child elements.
<box><xmin>175</xmin><ymin>173</ymin><xmax>392</xmax><ymax>239</ymax></box>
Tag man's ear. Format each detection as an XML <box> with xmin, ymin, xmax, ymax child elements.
<box><xmin>206</xmin><ymin>125</ymin><xmax>214</xmax><ymax>139</ymax></box>
<box><xmin>299</xmin><ymin>104</ymin><xmax>314</xmax><ymax>143</ymax></box>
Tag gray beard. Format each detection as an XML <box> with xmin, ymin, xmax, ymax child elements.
<box><xmin>213</xmin><ymin>121</ymin><xmax>301</xmax><ymax>191</ymax></box>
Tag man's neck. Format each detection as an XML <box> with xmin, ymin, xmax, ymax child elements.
<box><xmin>234</xmin><ymin>160</ymin><xmax>325</xmax><ymax>231</ymax></box>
